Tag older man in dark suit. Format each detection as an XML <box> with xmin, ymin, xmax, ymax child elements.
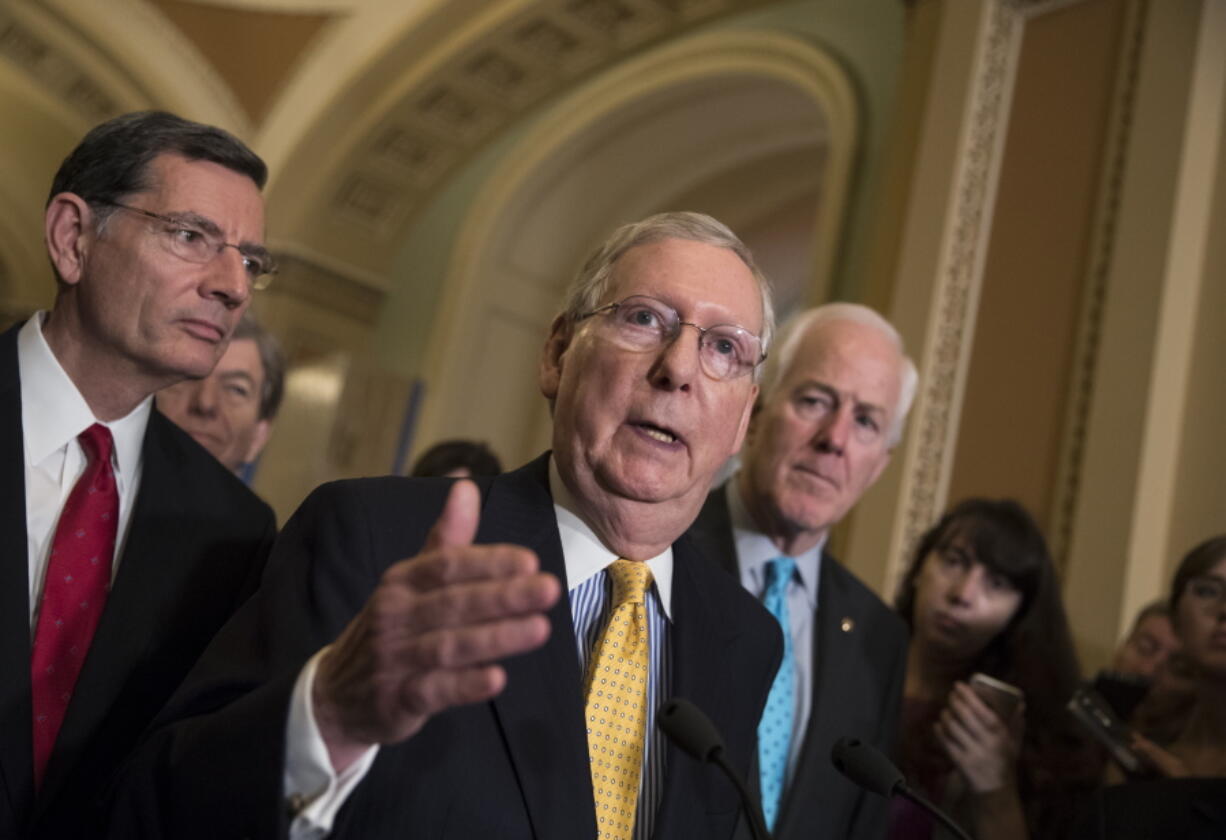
<box><xmin>0</xmin><ymin>111</ymin><xmax>275</xmax><ymax>839</ymax></box>
<box><xmin>116</xmin><ymin>212</ymin><xmax>782</xmax><ymax>840</ymax></box>
<box><xmin>689</xmin><ymin>303</ymin><xmax>917</xmax><ymax>840</ymax></box>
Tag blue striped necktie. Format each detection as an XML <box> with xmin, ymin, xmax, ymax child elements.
<box><xmin>758</xmin><ymin>555</ymin><xmax>796</xmax><ymax>830</ymax></box>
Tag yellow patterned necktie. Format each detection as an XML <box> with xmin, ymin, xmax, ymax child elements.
<box><xmin>584</xmin><ymin>558</ymin><xmax>653</xmax><ymax>840</ymax></box>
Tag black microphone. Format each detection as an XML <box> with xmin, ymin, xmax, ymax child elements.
<box><xmin>659</xmin><ymin>698</ymin><xmax>771</xmax><ymax>840</ymax></box>
<box><xmin>831</xmin><ymin>737</ymin><xmax>974</xmax><ymax>840</ymax></box>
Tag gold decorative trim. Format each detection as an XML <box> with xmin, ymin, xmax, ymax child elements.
<box><xmin>1048</xmin><ymin>0</ymin><xmax>1149</xmax><ymax>569</ymax></box>
<box><xmin>897</xmin><ymin>0</ymin><xmax>1090</xmax><ymax>562</ymax></box>
<box><xmin>0</xmin><ymin>9</ymin><xmax>118</xmax><ymax>123</ymax></box>
<box><xmin>328</xmin><ymin>0</ymin><xmax>765</xmax><ymax>233</ymax></box>
<box><xmin>266</xmin><ymin>253</ymin><xmax>386</xmax><ymax>326</ymax></box>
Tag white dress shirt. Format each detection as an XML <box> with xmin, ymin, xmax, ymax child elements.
<box><xmin>725</xmin><ymin>474</ymin><xmax>824</xmax><ymax>787</ymax></box>
<box><xmin>19</xmin><ymin>313</ymin><xmax>151</xmax><ymax>630</ymax></box>
<box><xmin>285</xmin><ymin>456</ymin><xmax>676</xmax><ymax>839</ymax></box>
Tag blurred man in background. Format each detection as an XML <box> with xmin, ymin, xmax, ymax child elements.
<box><xmin>157</xmin><ymin>311</ymin><xmax>284</xmax><ymax>474</ymax></box>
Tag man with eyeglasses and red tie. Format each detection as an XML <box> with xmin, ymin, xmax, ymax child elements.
<box><xmin>113</xmin><ymin>212</ymin><xmax>782</xmax><ymax>840</ymax></box>
<box><xmin>0</xmin><ymin>111</ymin><xmax>276</xmax><ymax>839</ymax></box>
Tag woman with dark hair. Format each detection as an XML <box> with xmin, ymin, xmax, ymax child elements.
<box><xmin>889</xmin><ymin>498</ymin><xmax>1086</xmax><ymax>840</ymax></box>
<box><xmin>1077</xmin><ymin>537</ymin><xmax>1226</xmax><ymax>839</ymax></box>
<box><xmin>1129</xmin><ymin>535</ymin><xmax>1226</xmax><ymax>777</ymax></box>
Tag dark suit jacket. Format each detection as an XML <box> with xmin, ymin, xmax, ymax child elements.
<box><xmin>689</xmin><ymin>485</ymin><xmax>908</xmax><ymax>840</ymax></box>
<box><xmin>1075</xmin><ymin>778</ymin><xmax>1226</xmax><ymax>839</ymax></box>
<box><xmin>0</xmin><ymin>323</ymin><xmax>275</xmax><ymax>839</ymax></box>
<box><xmin>115</xmin><ymin>454</ymin><xmax>781</xmax><ymax>839</ymax></box>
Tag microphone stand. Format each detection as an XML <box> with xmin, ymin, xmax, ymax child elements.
<box><xmin>708</xmin><ymin>749</ymin><xmax>771</xmax><ymax>840</ymax></box>
<box><xmin>898</xmin><ymin>784</ymin><xmax>974</xmax><ymax>840</ymax></box>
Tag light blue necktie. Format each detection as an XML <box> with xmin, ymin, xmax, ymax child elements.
<box><xmin>758</xmin><ymin>555</ymin><xmax>796</xmax><ymax>831</ymax></box>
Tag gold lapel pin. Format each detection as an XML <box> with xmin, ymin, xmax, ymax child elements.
<box><xmin>840</xmin><ymin>617</ymin><xmax>855</xmax><ymax>633</ymax></box>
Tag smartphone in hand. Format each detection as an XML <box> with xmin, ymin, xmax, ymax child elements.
<box><xmin>1067</xmin><ymin>685</ymin><xmax>1149</xmax><ymax>775</ymax></box>
<box><xmin>969</xmin><ymin>672</ymin><xmax>1024</xmax><ymax>721</ymax></box>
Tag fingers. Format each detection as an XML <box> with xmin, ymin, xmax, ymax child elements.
<box><xmin>422</xmin><ymin>479</ymin><xmax>482</xmax><ymax>552</ymax></box>
<box><xmin>1130</xmin><ymin>733</ymin><xmax>1189</xmax><ymax>778</ymax></box>
<box><xmin>390</xmin><ymin>542</ymin><xmax>542</xmax><ymax>590</ymax></box>
<box><xmin>400</xmin><ymin>664</ymin><xmax>509</xmax><ymax>715</ymax></box>
<box><xmin>951</xmin><ymin>683</ymin><xmax>1005</xmax><ymax>732</ymax></box>
<box><xmin>391</xmin><ymin>614</ymin><xmax>554</xmax><ymax>675</ymax></box>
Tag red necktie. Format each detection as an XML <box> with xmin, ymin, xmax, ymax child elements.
<box><xmin>30</xmin><ymin>423</ymin><xmax>118</xmax><ymax>790</ymax></box>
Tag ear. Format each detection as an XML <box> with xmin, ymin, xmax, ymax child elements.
<box><xmin>538</xmin><ymin>314</ymin><xmax>573</xmax><ymax>401</ymax></box>
<box><xmin>245</xmin><ymin>419</ymin><xmax>273</xmax><ymax>463</ymax></box>
<box><xmin>728</xmin><ymin>382</ymin><xmax>758</xmax><ymax>455</ymax></box>
<box><xmin>45</xmin><ymin>193</ymin><xmax>94</xmax><ymax>287</ymax></box>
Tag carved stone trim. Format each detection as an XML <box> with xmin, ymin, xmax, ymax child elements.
<box><xmin>1048</xmin><ymin>0</ymin><xmax>1149</xmax><ymax>569</ymax></box>
<box><xmin>329</xmin><ymin>0</ymin><xmax>764</xmax><ymax>234</ymax></box>
<box><xmin>896</xmin><ymin>0</ymin><xmax>1089</xmax><ymax>564</ymax></box>
<box><xmin>0</xmin><ymin>7</ymin><xmax>119</xmax><ymax>123</ymax></box>
<box><xmin>265</xmin><ymin>252</ymin><xmax>386</xmax><ymax>325</ymax></box>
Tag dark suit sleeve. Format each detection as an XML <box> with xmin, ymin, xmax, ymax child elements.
<box><xmin>110</xmin><ymin>477</ymin><xmax>443</xmax><ymax>840</ymax></box>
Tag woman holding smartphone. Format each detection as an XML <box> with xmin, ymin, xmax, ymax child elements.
<box><xmin>889</xmin><ymin>498</ymin><xmax>1087</xmax><ymax>840</ymax></box>
<box><xmin>1129</xmin><ymin>535</ymin><xmax>1226</xmax><ymax>777</ymax></box>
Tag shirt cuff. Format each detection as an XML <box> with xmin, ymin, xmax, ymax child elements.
<box><xmin>284</xmin><ymin>648</ymin><xmax>379</xmax><ymax>839</ymax></box>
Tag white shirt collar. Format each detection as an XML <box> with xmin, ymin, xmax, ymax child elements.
<box><xmin>548</xmin><ymin>456</ymin><xmax>674</xmax><ymax>619</ymax></box>
<box><xmin>725</xmin><ymin>471</ymin><xmax>823</xmax><ymax>607</ymax></box>
<box><xmin>19</xmin><ymin>312</ymin><xmax>152</xmax><ymax>485</ymax></box>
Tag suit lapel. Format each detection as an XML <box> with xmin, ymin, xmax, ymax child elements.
<box><xmin>33</xmin><ymin>413</ymin><xmax>194</xmax><ymax>809</ymax></box>
<box><xmin>692</xmin><ymin>486</ymin><xmax>739</xmax><ymax>578</ymax></box>
<box><xmin>483</xmin><ymin>456</ymin><xmax>595</xmax><ymax>840</ymax></box>
<box><xmin>0</xmin><ymin>325</ymin><xmax>34</xmax><ymax>831</ymax></box>
<box><xmin>653</xmin><ymin>534</ymin><xmax>745</xmax><ymax>839</ymax></box>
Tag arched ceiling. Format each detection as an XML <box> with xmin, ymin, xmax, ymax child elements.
<box><xmin>1</xmin><ymin>0</ymin><xmax>904</xmax><ymax>314</ymax></box>
<box><xmin>13</xmin><ymin>1</ymin><xmax>782</xmax><ymax>271</ymax></box>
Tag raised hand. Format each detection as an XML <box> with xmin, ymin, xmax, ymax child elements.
<box><xmin>935</xmin><ymin>681</ymin><xmax>1025</xmax><ymax>794</ymax></box>
<box><xmin>312</xmin><ymin>479</ymin><xmax>562</xmax><ymax>772</ymax></box>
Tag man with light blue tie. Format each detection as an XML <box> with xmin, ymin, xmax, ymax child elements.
<box><xmin>690</xmin><ymin>303</ymin><xmax>917</xmax><ymax>840</ymax></box>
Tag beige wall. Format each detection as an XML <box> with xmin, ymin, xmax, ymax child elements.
<box><xmin>947</xmin><ymin>0</ymin><xmax>1125</xmax><ymax>531</ymax></box>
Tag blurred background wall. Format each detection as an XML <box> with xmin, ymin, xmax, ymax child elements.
<box><xmin>1</xmin><ymin>0</ymin><xmax>1222</xmax><ymax>671</ymax></box>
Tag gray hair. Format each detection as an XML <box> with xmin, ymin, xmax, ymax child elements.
<box><xmin>759</xmin><ymin>302</ymin><xmax>918</xmax><ymax>446</ymax></box>
<box><xmin>559</xmin><ymin>211</ymin><xmax>775</xmax><ymax>376</ymax></box>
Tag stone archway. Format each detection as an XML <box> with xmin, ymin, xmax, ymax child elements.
<box><xmin>413</xmin><ymin>29</ymin><xmax>858</xmax><ymax>467</ymax></box>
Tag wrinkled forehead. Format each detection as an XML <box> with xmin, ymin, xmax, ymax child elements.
<box><xmin>788</xmin><ymin>320</ymin><xmax>902</xmax><ymax>398</ymax></box>
<box><xmin>606</xmin><ymin>238</ymin><xmax>763</xmax><ymax>330</ymax></box>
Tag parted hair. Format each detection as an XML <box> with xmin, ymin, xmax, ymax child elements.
<box><xmin>49</xmin><ymin>110</ymin><xmax>266</xmax><ymax>229</ymax></box>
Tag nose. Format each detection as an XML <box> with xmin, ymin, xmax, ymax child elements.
<box><xmin>813</xmin><ymin>404</ymin><xmax>853</xmax><ymax>457</ymax></box>
<box><xmin>649</xmin><ymin>325</ymin><xmax>701</xmax><ymax>392</ymax></box>
<box><xmin>201</xmin><ymin>248</ymin><xmax>252</xmax><ymax>309</ymax></box>
<box><xmin>946</xmin><ymin>566</ymin><xmax>988</xmax><ymax>606</ymax></box>
<box><xmin>189</xmin><ymin>377</ymin><xmax>221</xmax><ymax>417</ymax></box>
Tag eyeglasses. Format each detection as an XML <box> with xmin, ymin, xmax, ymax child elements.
<box><xmin>576</xmin><ymin>294</ymin><xmax>766</xmax><ymax>381</ymax></box>
<box><xmin>1185</xmin><ymin>575</ymin><xmax>1226</xmax><ymax>612</ymax></box>
<box><xmin>97</xmin><ymin>201</ymin><xmax>277</xmax><ymax>290</ymax></box>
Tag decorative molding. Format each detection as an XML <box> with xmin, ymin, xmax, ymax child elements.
<box><xmin>894</xmin><ymin>0</ymin><xmax>1090</xmax><ymax>566</ymax></box>
<box><xmin>325</xmin><ymin>0</ymin><xmax>766</xmax><ymax>235</ymax></box>
<box><xmin>1048</xmin><ymin>0</ymin><xmax>1147</xmax><ymax>568</ymax></box>
<box><xmin>0</xmin><ymin>8</ymin><xmax>120</xmax><ymax>123</ymax></box>
<box><xmin>265</xmin><ymin>252</ymin><xmax>386</xmax><ymax>326</ymax></box>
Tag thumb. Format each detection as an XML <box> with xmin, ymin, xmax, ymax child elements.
<box><xmin>423</xmin><ymin>479</ymin><xmax>481</xmax><ymax>551</ymax></box>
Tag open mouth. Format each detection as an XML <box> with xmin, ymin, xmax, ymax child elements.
<box><xmin>633</xmin><ymin>421</ymin><xmax>681</xmax><ymax>446</ymax></box>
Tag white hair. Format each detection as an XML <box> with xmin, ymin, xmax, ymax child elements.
<box><xmin>758</xmin><ymin>302</ymin><xmax>918</xmax><ymax>446</ymax></box>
